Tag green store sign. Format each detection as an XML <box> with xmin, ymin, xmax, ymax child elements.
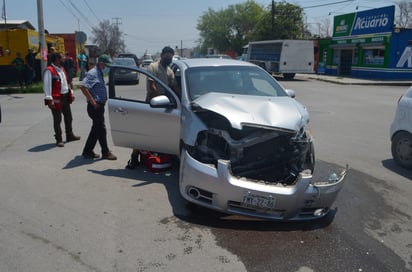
<box><xmin>333</xmin><ymin>6</ymin><xmax>395</xmax><ymax>37</ymax></box>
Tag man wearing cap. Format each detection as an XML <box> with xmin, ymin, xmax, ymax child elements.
<box><xmin>80</xmin><ymin>54</ymin><xmax>117</xmax><ymax>160</ymax></box>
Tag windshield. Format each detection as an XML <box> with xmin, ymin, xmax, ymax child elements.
<box><xmin>185</xmin><ymin>66</ymin><xmax>288</xmax><ymax>100</ymax></box>
<box><xmin>113</xmin><ymin>58</ymin><xmax>136</xmax><ymax>66</ymax></box>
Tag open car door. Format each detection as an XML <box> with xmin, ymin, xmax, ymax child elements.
<box><xmin>107</xmin><ymin>66</ymin><xmax>181</xmax><ymax>156</ymax></box>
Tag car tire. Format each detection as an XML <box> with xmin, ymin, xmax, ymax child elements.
<box><xmin>391</xmin><ymin>131</ymin><xmax>412</xmax><ymax>169</ymax></box>
<box><xmin>283</xmin><ymin>73</ymin><xmax>296</xmax><ymax>80</ymax></box>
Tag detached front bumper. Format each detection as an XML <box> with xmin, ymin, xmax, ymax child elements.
<box><xmin>179</xmin><ymin>150</ymin><xmax>347</xmax><ymax>221</ymax></box>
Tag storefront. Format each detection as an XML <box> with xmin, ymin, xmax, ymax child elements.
<box><xmin>318</xmin><ymin>5</ymin><xmax>412</xmax><ymax>80</ymax></box>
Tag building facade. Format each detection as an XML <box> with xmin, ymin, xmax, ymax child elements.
<box><xmin>317</xmin><ymin>5</ymin><xmax>412</xmax><ymax>80</ymax></box>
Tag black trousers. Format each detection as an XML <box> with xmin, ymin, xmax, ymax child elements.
<box><xmin>83</xmin><ymin>103</ymin><xmax>109</xmax><ymax>154</ymax></box>
<box><xmin>51</xmin><ymin>94</ymin><xmax>73</xmax><ymax>142</ymax></box>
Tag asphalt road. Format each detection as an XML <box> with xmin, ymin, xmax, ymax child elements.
<box><xmin>0</xmin><ymin>78</ymin><xmax>411</xmax><ymax>272</ymax></box>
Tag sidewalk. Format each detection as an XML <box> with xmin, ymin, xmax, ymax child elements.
<box><xmin>294</xmin><ymin>73</ymin><xmax>412</xmax><ymax>86</ymax></box>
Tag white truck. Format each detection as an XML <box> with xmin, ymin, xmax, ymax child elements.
<box><xmin>245</xmin><ymin>39</ymin><xmax>315</xmax><ymax>79</ymax></box>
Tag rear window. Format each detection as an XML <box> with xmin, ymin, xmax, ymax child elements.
<box><xmin>113</xmin><ymin>58</ymin><xmax>136</xmax><ymax>66</ymax></box>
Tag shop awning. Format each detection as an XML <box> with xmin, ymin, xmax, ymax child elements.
<box><xmin>329</xmin><ymin>44</ymin><xmax>358</xmax><ymax>49</ymax></box>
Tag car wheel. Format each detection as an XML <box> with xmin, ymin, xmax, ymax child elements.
<box><xmin>391</xmin><ymin>131</ymin><xmax>412</xmax><ymax>169</ymax></box>
<box><xmin>283</xmin><ymin>73</ymin><xmax>296</xmax><ymax>80</ymax></box>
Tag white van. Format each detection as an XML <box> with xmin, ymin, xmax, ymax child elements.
<box><xmin>246</xmin><ymin>40</ymin><xmax>315</xmax><ymax>79</ymax></box>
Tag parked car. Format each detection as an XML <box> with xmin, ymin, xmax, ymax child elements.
<box><xmin>205</xmin><ymin>54</ymin><xmax>232</xmax><ymax>59</ymax></box>
<box><xmin>107</xmin><ymin>59</ymin><xmax>347</xmax><ymax>221</ymax></box>
<box><xmin>141</xmin><ymin>54</ymin><xmax>153</xmax><ymax>67</ymax></box>
<box><xmin>111</xmin><ymin>57</ymin><xmax>140</xmax><ymax>84</ymax></box>
<box><xmin>118</xmin><ymin>53</ymin><xmax>140</xmax><ymax>66</ymax></box>
<box><xmin>390</xmin><ymin>86</ymin><xmax>412</xmax><ymax>169</ymax></box>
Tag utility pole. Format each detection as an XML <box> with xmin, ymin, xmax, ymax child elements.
<box><xmin>37</xmin><ymin>0</ymin><xmax>47</xmax><ymax>72</ymax></box>
<box><xmin>112</xmin><ymin>17</ymin><xmax>122</xmax><ymax>26</ymax></box>
<box><xmin>2</xmin><ymin>0</ymin><xmax>10</xmax><ymax>55</ymax></box>
<box><xmin>272</xmin><ymin>0</ymin><xmax>275</xmax><ymax>39</ymax></box>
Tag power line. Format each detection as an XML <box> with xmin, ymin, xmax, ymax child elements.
<box><xmin>57</xmin><ymin>0</ymin><xmax>92</xmax><ymax>33</ymax></box>
<box><xmin>303</xmin><ymin>0</ymin><xmax>355</xmax><ymax>9</ymax></box>
<box><xmin>67</xmin><ymin>0</ymin><xmax>94</xmax><ymax>29</ymax></box>
<box><xmin>82</xmin><ymin>0</ymin><xmax>100</xmax><ymax>23</ymax></box>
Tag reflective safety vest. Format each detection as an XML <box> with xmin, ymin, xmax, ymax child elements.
<box><xmin>47</xmin><ymin>65</ymin><xmax>69</xmax><ymax>110</ymax></box>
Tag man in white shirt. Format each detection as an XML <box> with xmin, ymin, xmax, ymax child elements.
<box><xmin>43</xmin><ymin>52</ymin><xmax>80</xmax><ymax>147</ymax></box>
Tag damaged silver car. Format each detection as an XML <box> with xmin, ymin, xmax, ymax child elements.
<box><xmin>107</xmin><ymin>58</ymin><xmax>347</xmax><ymax>221</ymax></box>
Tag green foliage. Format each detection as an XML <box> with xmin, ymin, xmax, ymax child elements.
<box><xmin>197</xmin><ymin>0</ymin><xmax>305</xmax><ymax>56</ymax></box>
<box><xmin>254</xmin><ymin>2</ymin><xmax>304</xmax><ymax>40</ymax></box>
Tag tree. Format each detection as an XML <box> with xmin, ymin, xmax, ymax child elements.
<box><xmin>396</xmin><ymin>0</ymin><xmax>412</xmax><ymax>27</ymax></box>
<box><xmin>307</xmin><ymin>18</ymin><xmax>331</xmax><ymax>38</ymax></box>
<box><xmin>197</xmin><ymin>0</ymin><xmax>265</xmax><ymax>55</ymax></box>
<box><xmin>253</xmin><ymin>2</ymin><xmax>304</xmax><ymax>40</ymax></box>
<box><xmin>91</xmin><ymin>19</ymin><xmax>126</xmax><ymax>56</ymax></box>
<box><xmin>197</xmin><ymin>0</ymin><xmax>305</xmax><ymax>56</ymax></box>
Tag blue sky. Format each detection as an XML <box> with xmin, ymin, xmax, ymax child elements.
<box><xmin>4</xmin><ymin>0</ymin><xmax>395</xmax><ymax>57</ymax></box>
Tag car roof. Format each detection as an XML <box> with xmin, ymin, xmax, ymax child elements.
<box><xmin>205</xmin><ymin>54</ymin><xmax>232</xmax><ymax>59</ymax></box>
<box><xmin>174</xmin><ymin>58</ymin><xmax>256</xmax><ymax>69</ymax></box>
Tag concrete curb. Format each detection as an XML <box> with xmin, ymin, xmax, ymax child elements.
<box><xmin>295</xmin><ymin>74</ymin><xmax>412</xmax><ymax>86</ymax></box>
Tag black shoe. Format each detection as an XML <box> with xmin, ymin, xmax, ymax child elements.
<box><xmin>82</xmin><ymin>151</ymin><xmax>100</xmax><ymax>159</ymax></box>
<box><xmin>56</xmin><ymin>142</ymin><xmax>64</xmax><ymax>147</ymax></box>
<box><xmin>66</xmin><ymin>134</ymin><xmax>81</xmax><ymax>142</ymax></box>
<box><xmin>126</xmin><ymin>153</ymin><xmax>139</xmax><ymax>169</ymax></box>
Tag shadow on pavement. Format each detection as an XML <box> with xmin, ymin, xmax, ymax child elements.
<box><xmin>176</xmin><ymin>202</ymin><xmax>336</xmax><ymax>231</ymax></box>
<box><xmin>382</xmin><ymin>159</ymin><xmax>412</xmax><ymax>180</ymax></box>
<box><xmin>63</xmin><ymin>155</ymin><xmax>105</xmax><ymax>169</ymax></box>
<box><xmin>28</xmin><ymin>143</ymin><xmax>58</xmax><ymax>152</ymax></box>
<box><xmin>68</xmin><ymin>158</ymin><xmax>337</xmax><ymax>231</ymax></box>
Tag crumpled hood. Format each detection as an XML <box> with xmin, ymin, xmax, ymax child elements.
<box><xmin>193</xmin><ymin>93</ymin><xmax>309</xmax><ymax>131</ymax></box>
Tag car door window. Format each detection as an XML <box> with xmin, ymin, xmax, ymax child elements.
<box><xmin>109</xmin><ymin>66</ymin><xmax>148</xmax><ymax>103</ymax></box>
<box><xmin>107</xmin><ymin>66</ymin><xmax>181</xmax><ymax>155</ymax></box>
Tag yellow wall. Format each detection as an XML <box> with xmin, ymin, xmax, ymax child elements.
<box><xmin>46</xmin><ymin>35</ymin><xmax>65</xmax><ymax>54</ymax></box>
<box><xmin>0</xmin><ymin>29</ymin><xmax>65</xmax><ymax>65</ymax></box>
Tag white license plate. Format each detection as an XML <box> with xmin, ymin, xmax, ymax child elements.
<box><xmin>242</xmin><ymin>193</ymin><xmax>275</xmax><ymax>210</ymax></box>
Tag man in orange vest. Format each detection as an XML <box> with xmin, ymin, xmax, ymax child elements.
<box><xmin>43</xmin><ymin>52</ymin><xmax>80</xmax><ymax>147</ymax></box>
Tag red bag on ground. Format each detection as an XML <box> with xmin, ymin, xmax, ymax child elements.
<box><xmin>140</xmin><ymin>151</ymin><xmax>172</xmax><ymax>172</ymax></box>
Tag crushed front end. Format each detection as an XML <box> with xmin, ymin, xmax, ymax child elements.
<box><xmin>179</xmin><ymin>95</ymin><xmax>347</xmax><ymax>221</ymax></box>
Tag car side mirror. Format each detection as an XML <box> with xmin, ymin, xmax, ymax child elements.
<box><xmin>285</xmin><ymin>89</ymin><xmax>296</xmax><ymax>98</ymax></box>
<box><xmin>150</xmin><ymin>95</ymin><xmax>173</xmax><ymax>108</ymax></box>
